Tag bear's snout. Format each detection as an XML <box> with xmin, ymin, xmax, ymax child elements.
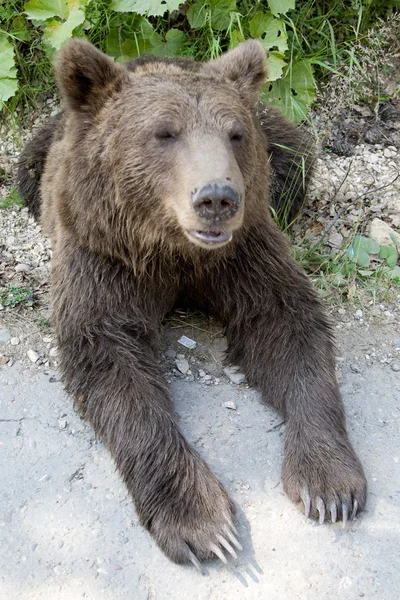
<box><xmin>191</xmin><ymin>182</ymin><xmax>241</xmax><ymax>222</ymax></box>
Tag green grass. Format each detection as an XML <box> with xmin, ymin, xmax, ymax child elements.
<box><xmin>0</xmin><ymin>188</ymin><xmax>24</xmax><ymax>210</ymax></box>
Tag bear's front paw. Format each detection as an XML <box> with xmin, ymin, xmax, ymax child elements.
<box><xmin>145</xmin><ymin>471</ymin><xmax>240</xmax><ymax>568</ymax></box>
<box><xmin>282</xmin><ymin>436</ymin><xmax>367</xmax><ymax>526</ymax></box>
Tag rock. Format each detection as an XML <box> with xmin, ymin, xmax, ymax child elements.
<box><xmin>223</xmin><ymin>366</ymin><xmax>247</xmax><ymax>384</ymax></box>
<box><xmin>328</xmin><ymin>230</ymin><xmax>343</xmax><ymax>248</ymax></box>
<box><xmin>177</xmin><ymin>335</ymin><xmax>196</xmax><ymax>349</ymax></box>
<box><xmin>223</xmin><ymin>401</ymin><xmax>237</xmax><ymax>410</ymax></box>
<box><xmin>15</xmin><ymin>263</ymin><xmax>32</xmax><ymax>272</ymax></box>
<box><xmin>165</xmin><ymin>348</ymin><xmax>176</xmax><ymax>359</ymax></box>
<box><xmin>368</xmin><ymin>218</ymin><xmax>400</xmax><ymax>247</ymax></box>
<box><xmin>391</xmin><ymin>363</ymin><xmax>400</xmax><ymax>372</ymax></box>
<box><xmin>31</xmin><ymin>265</ymin><xmax>50</xmax><ymax>284</ymax></box>
<box><xmin>49</xmin><ymin>347</ymin><xmax>58</xmax><ymax>357</ymax></box>
<box><xmin>383</xmin><ymin>148</ymin><xmax>393</xmax><ymax>158</ymax></box>
<box><xmin>27</xmin><ymin>349</ymin><xmax>39</xmax><ymax>363</ymax></box>
<box><xmin>354</xmin><ymin>309</ymin><xmax>363</xmax><ymax>320</ymax></box>
<box><xmin>10</xmin><ymin>337</ymin><xmax>20</xmax><ymax>346</ymax></box>
<box><xmin>0</xmin><ymin>329</ymin><xmax>11</xmax><ymax>343</ymax></box>
<box><xmin>175</xmin><ymin>358</ymin><xmax>190</xmax><ymax>375</ymax></box>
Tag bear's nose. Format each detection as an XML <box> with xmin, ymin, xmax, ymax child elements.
<box><xmin>191</xmin><ymin>182</ymin><xmax>241</xmax><ymax>221</ymax></box>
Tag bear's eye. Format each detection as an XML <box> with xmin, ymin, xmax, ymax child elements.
<box><xmin>229</xmin><ymin>132</ymin><xmax>243</xmax><ymax>142</ymax></box>
<box><xmin>155</xmin><ymin>129</ymin><xmax>179</xmax><ymax>141</ymax></box>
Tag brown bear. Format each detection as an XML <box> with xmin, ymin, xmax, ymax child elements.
<box><xmin>17</xmin><ymin>39</ymin><xmax>367</xmax><ymax>567</ymax></box>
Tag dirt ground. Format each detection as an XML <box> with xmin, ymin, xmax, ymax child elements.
<box><xmin>1</xmin><ymin>312</ymin><xmax>400</xmax><ymax>600</ymax></box>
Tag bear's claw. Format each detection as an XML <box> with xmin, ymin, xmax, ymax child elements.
<box><xmin>300</xmin><ymin>490</ymin><xmax>360</xmax><ymax>526</ymax></box>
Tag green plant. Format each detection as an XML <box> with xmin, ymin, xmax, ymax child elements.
<box><xmin>0</xmin><ymin>187</ymin><xmax>24</xmax><ymax>209</ymax></box>
<box><xmin>1</xmin><ymin>1</ymin><xmax>396</xmax><ymax>121</ymax></box>
<box><xmin>0</xmin><ymin>285</ymin><xmax>34</xmax><ymax>307</ymax></box>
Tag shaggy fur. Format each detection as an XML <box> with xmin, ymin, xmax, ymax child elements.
<box><xmin>16</xmin><ymin>39</ymin><xmax>366</xmax><ymax>565</ymax></box>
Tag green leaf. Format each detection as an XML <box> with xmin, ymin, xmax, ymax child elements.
<box><xmin>355</xmin><ymin>251</ymin><xmax>371</xmax><ymax>268</ymax></box>
<box><xmin>256</xmin><ymin>14</ymin><xmax>288</xmax><ymax>53</ymax></box>
<box><xmin>267</xmin><ymin>0</ymin><xmax>295</xmax><ymax>17</ymax></box>
<box><xmin>390</xmin><ymin>266</ymin><xmax>400</xmax><ymax>281</ymax></box>
<box><xmin>249</xmin><ymin>12</ymin><xmax>270</xmax><ymax>38</ymax></box>
<box><xmin>379</xmin><ymin>245</ymin><xmax>398</xmax><ymax>268</ymax></box>
<box><xmin>266</xmin><ymin>51</ymin><xmax>286</xmax><ymax>81</ymax></box>
<box><xmin>0</xmin><ymin>35</ymin><xmax>18</xmax><ymax>106</ymax></box>
<box><xmin>24</xmin><ymin>0</ymin><xmax>68</xmax><ymax>20</ymax></box>
<box><xmin>229</xmin><ymin>28</ymin><xmax>245</xmax><ymax>49</ymax></box>
<box><xmin>262</xmin><ymin>59</ymin><xmax>316</xmax><ymax>123</ymax></box>
<box><xmin>44</xmin><ymin>8</ymin><xmax>85</xmax><ymax>49</ymax></box>
<box><xmin>150</xmin><ymin>29</ymin><xmax>185</xmax><ymax>57</ymax></box>
<box><xmin>11</xmin><ymin>17</ymin><xmax>32</xmax><ymax>42</ymax></box>
<box><xmin>187</xmin><ymin>2</ymin><xmax>208</xmax><ymax>29</ymax></box>
<box><xmin>209</xmin><ymin>0</ymin><xmax>236</xmax><ymax>31</ymax></box>
<box><xmin>357</xmin><ymin>269</ymin><xmax>374</xmax><ymax>277</ymax></box>
<box><xmin>110</xmin><ymin>0</ymin><xmax>181</xmax><ymax>17</ymax></box>
<box><xmin>121</xmin><ymin>36</ymin><xmax>156</xmax><ymax>58</ymax></box>
<box><xmin>353</xmin><ymin>235</ymin><xmax>380</xmax><ymax>255</ymax></box>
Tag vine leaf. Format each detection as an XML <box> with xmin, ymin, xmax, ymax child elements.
<box><xmin>110</xmin><ymin>0</ymin><xmax>181</xmax><ymax>17</ymax></box>
<box><xmin>0</xmin><ymin>35</ymin><xmax>18</xmax><ymax>106</ymax></box>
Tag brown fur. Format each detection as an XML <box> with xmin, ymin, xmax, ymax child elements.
<box><xmin>16</xmin><ymin>39</ymin><xmax>366</xmax><ymax>565</ymax></box>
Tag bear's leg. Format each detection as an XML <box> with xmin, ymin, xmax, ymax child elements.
<box><xmin>210</xmin><ymin>227</ymin><xmax>367</xmax><ymax>524</ymax></box>
<box><xmin>52</xmin><ymin>244</ymin><xmax>239</xmax><ymax>565</ymax></box>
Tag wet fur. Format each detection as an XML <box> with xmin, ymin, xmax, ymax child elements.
<box><xmin>16</xmin><ymin>40</ymin><xmax>366</xmax><ymax>565</ymax></box>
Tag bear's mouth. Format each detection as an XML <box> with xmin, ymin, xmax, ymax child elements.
<box><xmin>187</xmin><ymin>229</ymin><xmax>233</xmax><ymax>245</ymax></box>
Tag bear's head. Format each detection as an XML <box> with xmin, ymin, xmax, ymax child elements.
<box><xmin>55</xmin><ymin>39</ymin><xmax>269</xmax><ymax>253</ymax></box>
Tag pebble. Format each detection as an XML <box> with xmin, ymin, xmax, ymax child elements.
<box><xmin>223</xmin><ymin>366</ymin><xmax>247</xmax><ymax>384</ymax></box>
<box><xmin>354</xmin><ymin>310</ymin><xmax>363</xmax><ymax>320</ymax></box>
<box><xmin>10</xmin><ymin>337</ymin><xmax>20</xmax><ymax>345</ymax></box>
<box><xmin>0</xmin><ymin>330</ymin><xmax>11</xmax><ymax>343</ymax></box>
<box><xmin>15</xmin><ymin>263</ymin><xmax>32</xmax><ymax>272</ymax></box>
<box><xmin>49</xmin><ymin>347</ymin><xmax>58</xmax><ymax>357</ymax></box>
<box><xmin>27</xmin><ymin>349</ymin><xmax>39</xmax><ymax>363</ymax></box>
<box><xmin>165</xmin><ymin>348</ymin><xmax>176</xmax><ymax>359</ymax></box>
<box><xmin>391</xmin><ymin>364</ymin><xmax>400</xmax><ymax>372</ymax></box>
<box><xmin>224</xmin><ymin>401</ymin><xmax>237</xmax><ymax>410</ymax></box>
<box><xmin>175</xmin><ymin>358</ymin><xmax>190</xmax><ymax>375</ymax></box>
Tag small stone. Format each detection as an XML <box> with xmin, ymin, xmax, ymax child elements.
<box><xmin>354</xmin><ymin>309</ymin><xmax>363</xmax><ymax>320</ymax></box>
<box><xmin>10</xmin><ymin>337</ymin><xmax>20</xmax><ymax>345</ymax></box>
<box><xmin>350</xmin><ymin>364</ymin><xmax>362</xmax><ymax>374</ymax></box>
<box><xmin>177</xmin><ymin>335</ymin><xmax>197</xmax><ymax>349</ymax></box>
<box><xmin>42</xmin><ymin>336</ymin><xmax>52</xmax><ymax>344</ymax></box>
<box><xmin>27</xmin><ymin>349</ymin><xmax>39</xmax><ymax>363</ymax></box>
<box><xmin>368</xmin><ymin>218</ymin><xmax>400</xmax><ymax>247</ymax></box>
<box><xmin>0</xmin><ymin>355</ymin><xmax>9</xmax><ymax>366</ymax></box>
<box><xmin>224</xmin><ymin>401</ymin><xmax>237</xmax><ymax>410</ymax></box>
<box><xmin>15</xmin><ymin>263</ymin><xmax>32</xmax><ymax>272</ymax></box>
<box><xmin>391</xmin><ymin>364</ymin><xmax>400</xmax><ymax>372</ymax></box>
<box><xmin>175</xmin><ymin>358</ymin><xmax>190</xmax><ymax>375</ymax></box>
<box><xmin>49</xmin><ymin>347</ymin><xmax>58</xmax><ymax>357</ymax></box>
<box><xmin>0</xmin><ymin>329</ymin><xmax>11</xmax><ymax>343</ymax></box>
<box><xmin>223</xmin><ymin>366</ymin><xmax>247</xmax><ymax>384</ymax></box>
<box><xmin>328</xmin><ymin>230</ymin><xmax>343</xmax><ymax>248</ymax></box>
<box><xmin>58</xmin><ymin>419</ymin><xmax>68</xmax><ymax>430</ymax></box>
<box><xmin>383</xmin><ymin>148</ymin><xmax>392</xmax><ymax>158</ymax></box>
<box><xmin>165</xmin><ymin>348</ymin><xmax>176</xmax><ymax>359</ymax></box>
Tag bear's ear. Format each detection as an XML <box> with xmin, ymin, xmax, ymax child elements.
<box><xmin>55</xmin><ymin>39</ymin><xmax>124</xmax><ymax>113</ymax></box>
<box><xmin>204</xmin><ymin>40</ymin><xmax>267</xmax><ymax>104</ymax></box>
